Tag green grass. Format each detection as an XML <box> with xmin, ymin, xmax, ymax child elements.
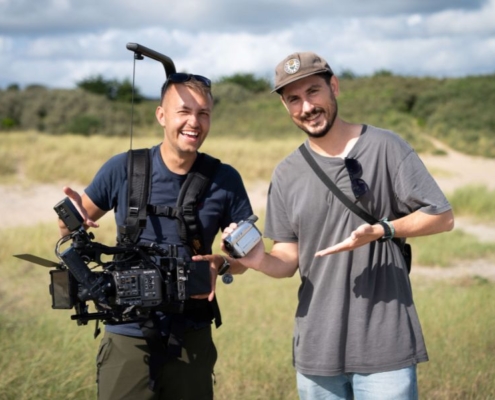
<box><xmin>449</xmin><ymin>185</ymin><xmax>495</xmax><ymax>221</ymax></box>
<box><xmin>410</xmin><ymin>229</ymin><xmax>495</xmax><ymax>267</ymax></box>
<box><xmin>414</xmin><ymin>279</ymin><xmax>495</xmax><ymax>400</ymax></box>
<box><xmin>409</xmin><ymin>185</ymin><xmax>495</xmax><ymax>267</ymax></box>
<box><xmin>2</xmin><ymin>223</ymin><xmax>494</xmax><ymax>399</ymax></box>
<box><xmin>0</xmin><ymin>313</ymin><xmax>99</xmax><ymax>400</ymax></box>
<box><xmin>2</xmin><ymin>133</ymin><xmax>495</xmax><ymax>399</ymax></box>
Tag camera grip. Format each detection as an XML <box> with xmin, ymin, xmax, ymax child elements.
<box><xmin>60</xmin><ymin>247</ymin><xmax>95</xmax><ymax>286</ymax></box>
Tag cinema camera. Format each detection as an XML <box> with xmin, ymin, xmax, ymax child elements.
<box><xmin>46</xmin><ymin>197</ymin><xmax>212</xmax><ymax>325</ymax></box>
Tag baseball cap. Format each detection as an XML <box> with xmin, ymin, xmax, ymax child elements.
<box><xmin>272</xmin><ymin>51</ymin><xmax>333</xmax><ymax>93</ymax></box>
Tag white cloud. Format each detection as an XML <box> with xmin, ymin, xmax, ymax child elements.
<box><xmin>0</xmin><ymin>0</ymin><xmax>494</xmax><ymax>96</ymax></box>
<box><xmin>0</xmin><ymin>0</ymin><xmax>488</xmax><ymax>34</ymax></box>
<box><xmin>425</xmin><ymin>0</ymin><xmax>495</xmax><ymax>36</ymax></box>
<box><xmin>407</xmin><ymin>14</ymin><xmax>423</xmax><ymax>27</ymax></box>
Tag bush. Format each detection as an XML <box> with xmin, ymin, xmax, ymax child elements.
<box><xmin>1</xmin><ymin>117</ymin><xmax>18</xmax><ymax>129</ymax></box>
<box><xmin>77</xmin><ymin>75</ymin><xmax>144</xmax><ymax>103</ymax></box>
<box><xmin>217</xmin><ymin>73</ymin><xmax>271</xmax><ymax>93</ymax></box>
<box><xmin>1</xmin><ymin>74</ymin><xmax>494</xmax><ymax>157</ymax></box>
<box><xmin>66</xmin><ymin>115</ymin><xmax>102</xmax><ymax>136</ymax></box>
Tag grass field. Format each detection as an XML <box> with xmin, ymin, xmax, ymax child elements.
<box><xmin>2</xmin><ymin>223</ymin><xmax>494</xmax><ymax>400</ymax></box>
<box><xmin>1</xmin><ymin>132</ymin><xmax>495</xmax><ymax>399</ymax></box>
<box><xmin>0</xmin><ymin>131</ymin><xmax>306</xmax><ymax>185</ymax></box>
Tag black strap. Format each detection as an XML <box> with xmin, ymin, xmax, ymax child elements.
<box><xmin>119</xmin><ymin>148</ymin><xmax>151</xmax><ymax>244</ymax></box>
<box><xmin>299</xmin><ymin>144</ymin><xmax>411</xmax><ymax>273</ymax></box>
<box><xmin>299</xmin><ymin>144</ymin><xmax>378</xmax><ymax>225</ymax></box>
<box><xmin>176</xmin><ymin>153</ymin><xmax>220</xmax><ymax>254</ymax></box>
<box><xmin>139</xmin><ymin>314</ymin><xmax>188</xmax><ymax>392</ymax></box>
<box><xmin>140</xmin><ymin>316</ymin><xmax>168</xmax><ymax>392</ymax></box>
<box><xmin>138</xmin><ymin>152</ymin><xmax>220</xmax><ymax>254</ymax></box>
<box><xmin>119</xmin><ymin>150</ymin><xmax>223</xmax><ymax>391</ymax></box>
<box><xmin>119</xmin><ymin>150</ymin><xmax>220</xmax><ymax>253</ymax></box>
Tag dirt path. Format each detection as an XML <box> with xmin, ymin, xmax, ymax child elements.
<box><xmin>0</xmin><ymin>183</ymin><xmax>85</xmax><ymax>228</ymax></box>
<box><xmin>419</xmin><ymin>137</ymin><xmax>495</xmax><ymax>193</ymax></box>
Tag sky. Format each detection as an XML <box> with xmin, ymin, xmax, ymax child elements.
<box><xmin>1</xmin><ymin>0</ymin><xmax>494</xmax><ymax>98</ymax></box>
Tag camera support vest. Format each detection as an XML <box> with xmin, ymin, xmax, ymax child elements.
<box><xmin>118</xmin><ymin>148</ymin><xmax>221</xmax><ymax>255</ymax></box>
<box><xmin>117</xmin><ymin>148</ymin><xmax>223</xmax><ymax>392</ymax></box>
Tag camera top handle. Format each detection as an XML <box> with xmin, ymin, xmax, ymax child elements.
<box><xmin>126</xmin><ymin>42</ymin><xmax>176</xmax><ymax>77</ymax></box>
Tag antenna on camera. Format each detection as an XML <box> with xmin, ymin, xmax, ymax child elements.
<box><xmin>125</xmin><ymin>43</ymin><xmax>177</xmax><ymax>149</ymax></box>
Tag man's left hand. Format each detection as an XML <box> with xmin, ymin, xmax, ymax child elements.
<box><xmin>315</xmin><ymin>223</ymin><xmax>382</xmax><ymax>257</ymax></box>
<box><xmin>191</xmin><ymin>254</ymin><xmax>222</xmax><ymax>301</ymax></box>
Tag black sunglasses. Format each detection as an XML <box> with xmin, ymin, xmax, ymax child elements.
<box><xmin>344</xmin><ymin>158</ymin><xmax>368</xmax><ymax>199</ymax></box>
<box><xmin>167</xmin><ymin>73</ymin><xmax>211</xmax><ymax>87</ymax></box>
<box><xmin>161</xmin><ymin>73</ymin><xmax>211</xmax><ymax>99</ymax></box>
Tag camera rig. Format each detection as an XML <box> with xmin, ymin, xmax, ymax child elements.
<box><xmin>13</xmin><ymin>44</ymin><xmax>215</xmax><ymax>328</ymax></box>
<box><xmin>13</xmin><ymin>42</ymin><xmax>262</xmax><ymax>331</ymax></box>
<box><xmin>16</xmin><ymin>197</ymin><xmax>211</xmax><ymax>327</ymax></box>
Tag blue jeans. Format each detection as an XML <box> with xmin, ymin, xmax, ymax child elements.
<box><xmin>296</xmin><ymin>366</ymin><xmax>418</xmax><ymax>400</ymax></box>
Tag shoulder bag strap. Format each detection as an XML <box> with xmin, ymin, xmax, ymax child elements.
<box><xmin>299</xmin><ymin>143</ymin><xmax>412</xmax><ymax>273</ymax></box>
<box><xmin>298</xmin><ymin>144</ymin><xmax>378</xmax><ymax>225</ymax></box>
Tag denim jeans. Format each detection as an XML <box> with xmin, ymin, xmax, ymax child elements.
<box><xmin>296</xmin><ymin>365</ymin><xmax>418</xmax><ymax>400</ymax></box>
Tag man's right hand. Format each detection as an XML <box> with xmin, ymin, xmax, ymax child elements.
<box><xmin>221</xmin><ymin>223</ymin><xmax>299</xmax><ymax>279</ymax></box>
<box><xmin>220</xmin><ymin>222</ymin><xmax>266</xmax><ymax>271</ymax></box>
<box><xmin>58</xmin><ymin>186</ymin><xmax>99</xmax><ymax>236</ymax></box>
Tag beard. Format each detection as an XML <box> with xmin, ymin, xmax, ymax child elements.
<box><xmin>299</xmin><ymin>99</ymin><xmax>338</xmax><ymax>139</ymax></box>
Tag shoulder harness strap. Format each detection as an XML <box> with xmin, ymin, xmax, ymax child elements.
<box><xmin>176</xmin><ymin>153</ymin><xmax>220</xmax><ymax>254</ymax></box>
<box><xmin>118</xmin><ymin>148</ymin><xmax>151</xmax><ymax>244</ymax></box>
<box><xmin>120</xmin><ymin>150</ymin><xmax>221</xmax><ymax>254</ymax></box>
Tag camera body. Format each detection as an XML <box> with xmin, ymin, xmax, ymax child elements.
<box><xmin>52</xmin><ymin>198</ymin><xmax>210</xmax><ymax>324</ymax></box>
<box><xmin>223</xmin><ymin>215</ymin><xmax>262</xmax><ymax>258</ymax></box>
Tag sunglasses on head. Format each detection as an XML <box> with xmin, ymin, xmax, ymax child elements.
<box><xmin>166</xmin><ymin>73</ymin><xmax>211</xmax><ymax>87</ymax></box>
<box><xmin>344</xmin><ymin>158</ymin><xmax>369</xmax><ymax>199</ymax></box>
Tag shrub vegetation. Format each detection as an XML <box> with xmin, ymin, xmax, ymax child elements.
<box><xmin>2</xmin><ymin>72</ymin><xmax>494</xmax><ymax>156</ymax></box>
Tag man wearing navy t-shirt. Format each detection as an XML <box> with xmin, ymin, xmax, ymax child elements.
<box><xmin>58</xmin><ymin>74</ymin><xmax>252</xmax><ymax>399</ymax></box>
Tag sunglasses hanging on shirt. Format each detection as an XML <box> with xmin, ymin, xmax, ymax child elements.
<box><xmin>344</xmin><ymin>158</ymin><xmax>369</xmax><ymax>199</ymax></box>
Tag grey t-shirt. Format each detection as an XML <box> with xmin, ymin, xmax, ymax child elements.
<box><xmin>265</xmin><ymin>125</ymin><xmax>451</xmax><ymax>376</ymax></box>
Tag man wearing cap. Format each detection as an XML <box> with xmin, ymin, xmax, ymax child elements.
<box><xmin>223</xmin><ymin>52</ymin><xmax>454</xmax><ymax>399</ymax></box>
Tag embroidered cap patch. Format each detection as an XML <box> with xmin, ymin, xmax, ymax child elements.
<box><xmin>284</xmin><ymin>58</ymin><xmax>300</xmax><ymax>74</ymax></box>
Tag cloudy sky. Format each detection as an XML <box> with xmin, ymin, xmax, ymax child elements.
<box><xmin>1</xmin><ymin>0</ymin><xmax>494</xmax><ymax>97</ymax></box>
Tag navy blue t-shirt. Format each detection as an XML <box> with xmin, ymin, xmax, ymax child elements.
<box><xmin>85</xmin><ymin>144</ymin><xmax>252</xmax><ymax>336</ymax></box>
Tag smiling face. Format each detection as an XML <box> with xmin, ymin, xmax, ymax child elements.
<box><xmin>280</xmin><ymin>73</ymin><xmax>339</xmax><ymax>139</ymax></box>
<box><xmin>155</xmin><ymin>82</ymin><xmax>213</xmax><ymax>159</ymax></box>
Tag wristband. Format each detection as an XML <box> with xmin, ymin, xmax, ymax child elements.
<box><xmin>377</xmin><ymin>218</ymin><xmax>395</xmax><ymax>242</ymax></box>
<box><xmin>218</xmin><ymin>256</ymin><xmax>231</xmax><ymax>276</ymax></box>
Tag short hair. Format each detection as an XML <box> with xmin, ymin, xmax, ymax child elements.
<box><xmin>160</xmin><ymin>78</ymin><xmax>213</xmax><ymax>104</ymax></box>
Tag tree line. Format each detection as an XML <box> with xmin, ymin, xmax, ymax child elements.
<box><xmin>1</xmin><ymin>72</ymin><xmax>494</xmax><ymax>157</ymax></box>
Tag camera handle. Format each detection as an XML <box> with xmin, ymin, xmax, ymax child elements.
<box><xmin>124</xmin><ymin>43</ymin><xmax>176</xmax><ymax>149</ymax></box>
<box><xmin>126</xmin><ymin>43</ymin><xmax>176</xmax><ymax>77</ymax></box>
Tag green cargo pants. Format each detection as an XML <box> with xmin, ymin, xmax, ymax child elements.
<box><xmin>96</xmin><ymin>326</ymin><xmax>217</xmax><ymax>400</ymax></box>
